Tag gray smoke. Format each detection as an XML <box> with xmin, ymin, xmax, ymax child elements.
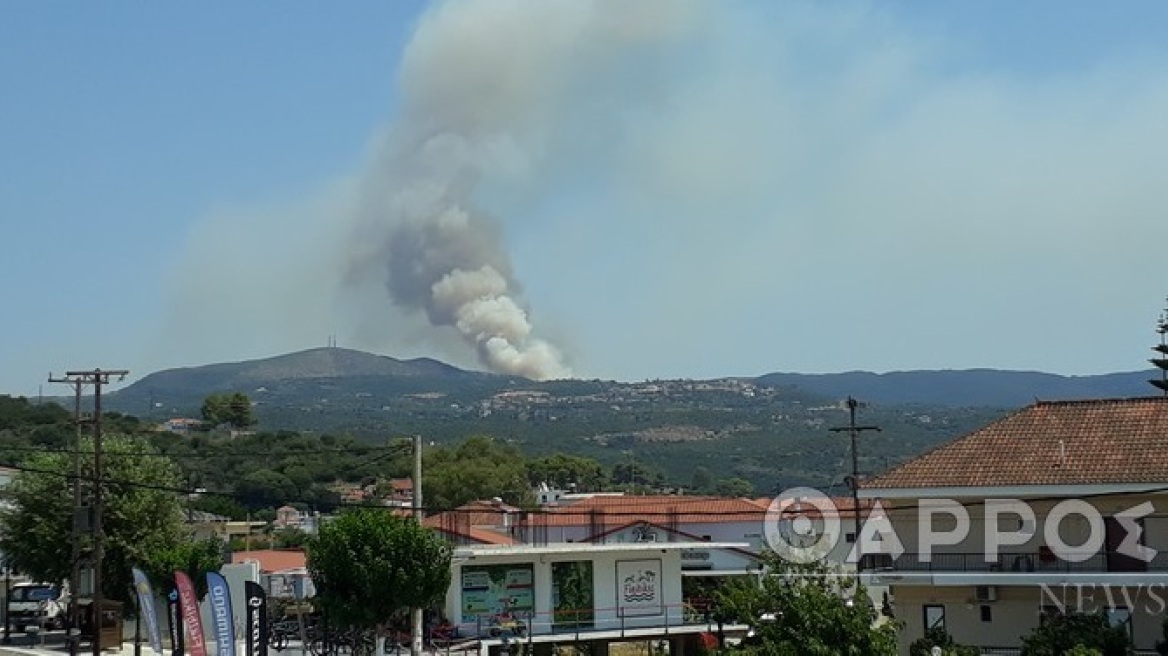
<box><xmin>346</xmin><ymin>0</ymin><xmax>698</xmax><ymax>380</ymax></box>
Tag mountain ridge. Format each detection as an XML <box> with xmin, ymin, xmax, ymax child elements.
<box><xmin>108</xmin><ymin>347</ymin><xmax>1159</xmax><ymax>411</ymax></box>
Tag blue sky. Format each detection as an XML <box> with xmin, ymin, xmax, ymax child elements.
<box><xmin>3</xmin><ymin>1</ymin><xmax>1168</xmax><ymax>395</ymax></box>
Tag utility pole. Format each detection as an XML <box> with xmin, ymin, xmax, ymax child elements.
<box><xmin>47</xmin><ymin>374</ymin><xmax>86</xmax><ymax>656</ymax></box>
<box><xmin>829</xmin><ymin>397</ymin><xmax>880</xmax><ymax>573</ymax></box>
<box><xmin>411</xmin><ymin>435</ymin><xmax>423</xmax><ymax>656</ymax></box>
<box><xmin>55</xmin><ymin>369</ymin><xmax>128</xmax><ymax>656</ymax></box>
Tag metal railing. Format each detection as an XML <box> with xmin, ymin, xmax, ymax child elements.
<box><xmin>876</xmin><ymin>551</ymin><xmax>1168</xmax><ymax>574</ymax></box>
<box><xmin>464</xmin><ymin>602</ymin><xmax>728</xmax><ymax>642</ymax></box>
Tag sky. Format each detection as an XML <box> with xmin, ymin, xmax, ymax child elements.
<box><xmin>3</xmin><ymin>0</ymin><xmax>1168</xmax><ymax>395</ymax></box>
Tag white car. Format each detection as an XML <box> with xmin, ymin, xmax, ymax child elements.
<box><xmin>8</xmin><ymin>583</ymin><xmax>67</xmax><ymax>632</ymax></box>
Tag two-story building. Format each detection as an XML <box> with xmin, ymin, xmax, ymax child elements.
<box><xmin>860</xmin><ymin>397</ymin><xmax>1168</xmax><ymax>653</ymax></box>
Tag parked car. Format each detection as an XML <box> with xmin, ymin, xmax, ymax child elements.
<box><xmin>8</xmin><ymin>582</ymin><xmax>67</xmax><ymax>632</ymax></box>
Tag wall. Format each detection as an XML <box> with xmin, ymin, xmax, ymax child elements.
<box><xmin>894</xmin><ymin>583</ymin><xmax>1166</xmax><ymax>654</ymax></box>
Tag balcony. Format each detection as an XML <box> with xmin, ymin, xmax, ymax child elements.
<box><xmin>455</xmin><ymin>603</ymin><xmax>748</xmax><ymax>649</ymax></box>
<box><xmin>867</xmin><ymin>550</ymin><xmax>1168</xmax><ymax>575</ymax></box>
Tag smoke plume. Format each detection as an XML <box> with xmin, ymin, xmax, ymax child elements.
<box><xmin>339</xmin><ymin>0</ymin><xmax>696</xmax><ymax>380</ymax></box>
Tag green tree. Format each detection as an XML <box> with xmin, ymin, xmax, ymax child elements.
<box><xmin>715</xmin><ymin>553</ymin><xmax>898</xmax><ymax>655</ymax></box>
<box><xmin>307</xmin><ymin>508</ymin><xmax>451</xmax><ymax>637</ymax></box>
<box><xmin>1020</xmin><ymin>612</ymin><xmax>1132</xmax><ymax>656</ymax></box>
<box><xmin>200</xmin><ymin>393</ymin><xmax>256</xmax><ymax>430</ymax></box>
<box><xmin>715</xmin><ymin>477</ymin><xmax>755</xmax><ymax>498</ymax></box>
<box><xmin>526</xmin><ymin>454</ymin><xmax>607</xmax><ymax>492</ymax></box>
<box><xmin>610</xmin><ymin>461</ymin><xmax>666</xmax><ymax>490</ymax></box>
<box><xmin>0</xmin><ymin>435</ymin><xmax>186</xmax><ymax>606</ymax></box>
<box><xmin>235</xmin><ymin>468</ymin><xmax>298</xmax><ymax>509</ymax></box>
<box><xmin>691</xmin><ymin>466</ymin><xmax>714</xmax><ymax>494</ymax></box>
<box><xmin>424</xmin><ymin>437</ymin><xmax>534</xmax><ymax>508</ymax></box>
<box><xmin>910</xmin><ymin>627</ymin><xmax>979</xmax><ymax>656</ymax></box>
<box><xmin>144</xmin><ymin>536</ymin><xmax>226</xmax><ymax>599</ymax></box>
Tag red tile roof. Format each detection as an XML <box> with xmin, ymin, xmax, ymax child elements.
<box><xmin>865</xmin><ymin>397</ymin><xmax>1168</xmax><ymax>489</ymax></box>
<box><xmin>231</xmin><ymin>549</ymin><xmax>307</xmax><ymax>573</ymax></box>
<box><xmin>535</xmin><ymin>495</ymin><xmax>767</xmax><ymax>526</ymax></box>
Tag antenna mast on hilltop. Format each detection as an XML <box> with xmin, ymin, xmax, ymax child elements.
<box><xmin>1151</xmin><ymin>299</ymin><xmax>1168</xmax><ymax>396</ymax></box>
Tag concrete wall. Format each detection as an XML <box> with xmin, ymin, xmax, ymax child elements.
<box><xmin>894</xmin><ymin>583</ymin><xmax>1166</xmax><ymax>654</ymax></box>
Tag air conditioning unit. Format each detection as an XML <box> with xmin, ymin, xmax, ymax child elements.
<box><xmin>975</xmin><ymin>585</ymin><xmax>998</xmax><ymax>603</ymax></box>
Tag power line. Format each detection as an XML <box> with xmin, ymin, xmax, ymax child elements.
<box><xmin>0</xmin><ymin>443</ymin><xmax>415</xmax><ymax>461</ymax></box>
<box><xmin>9</xmin><ymin>457</ymin><xmax>1168</xmax><ymax>523</ymax></box>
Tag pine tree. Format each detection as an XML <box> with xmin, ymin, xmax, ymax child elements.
<box><xmin>1152</xmin><ymin>298</ymin><xmax>1168</xmax><ymax>395</ymax></box>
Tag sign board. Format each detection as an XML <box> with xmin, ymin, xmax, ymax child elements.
<box><xmin>616</xmin><ymin>559</ymin><xmax>662</xmax><ymax>617</ymax></box>
<box><xmin>680</xmin><ymin>549</ymin><xmax>714</xmax><ymax>570</ymax></box>
<box><xmin>461</xmin><ymin>565</ymin><xmax>534</xmax><ymax>619</ymax></box>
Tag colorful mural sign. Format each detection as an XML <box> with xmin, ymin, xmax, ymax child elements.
<box><xmin>552</xmin><ymin>561</ymin><xmax>594</xmax><ymax>629</ymax></box>
<box><xmin>461</xmin><ymin>564</ymin><xmax>534</xmax><ymax>619</ymax></box>
<box><xmin>616</xmin><ymin>559</ymin><xmax>662</xmax><ymax>617</ymax></box>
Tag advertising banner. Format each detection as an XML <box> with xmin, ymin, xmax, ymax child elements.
<box><xmin>167</xmin><ymin>588</ymin><xmax>183</xmax><ymax>656</ymax></box>
<box><xmin>206</xmin><ymin>572</ymin><xmax>236</xmax><ymax>656</ymax></box>
<box><xmin>244</xmin><ymin>581</ymin><xmax>268</xmax><ymax>656</ymax></box>
<box><xmin>131</xmin><ymin>567</ymin><xmax>164</xmax><ymax>655</ymax></box>
<box><xmin>460</xmin><ymin>564</ymin><xmax>534</xmax><ymax>619</ymax></box>
<box><xmin>175</xmin><ymin>571</ymin><xmax>207</xmax><ymax>656</ymax></box>
<box><xmin>616</xmin><ymin>559</ymin><xmax>663</xmax><ymax>617</ymax></box>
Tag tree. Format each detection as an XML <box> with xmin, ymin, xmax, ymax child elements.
<box><xmin>610</xmin><ymin>461</ymin><xmax>666</xmax><ymax>491</ymax></box>
<box><xmin>715</xmin><ymin>477</ymin><xmax>755</xmax><ymax>498</ymax></box>
<box><xmin>910</xmin><ymin>627</ymin><xmax>979</xmax><ymax>656</ymax></box>
<box><xmin>0</xmin><ymin>435</ymin><xmax>187</xmax><ymax>606</ymax></box>
<box><xmin>1020</xmin><ymin>613</ymin><xmax>1131</xmax><ymax>656</ymax></box>
<box><xmin>526</xmin><ymin>454</ymin><xmax>607</xmax><ymax>492</ymax></box>
<box><xmin>424</xmin><ymin>437</ymin><xmax>534</xmax><ymax>508</ymax></box>
<box><xmin>715</xmin><ymin>553</ymin><xmax>898</xmax><ymax>655</ymax></box>
<box><xmin>144</xmin><ymin>535</ymin><xmax>226</xmax><ymax>599</ymax></box>
<box><xmin>200</xmin><ymin>392</ymin><xmax>256</xmax><ymax>430</ymax></box>
<box><xmin>691</xmin><ymin>466</ymin><xmax>714</xmax><ymax>494</ymax></box>
<box><xmin>307</xmin><ymin>508</ymin><xmax>451</xmax><ymax>636</ymax></box>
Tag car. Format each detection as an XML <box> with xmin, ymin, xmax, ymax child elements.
<box><xmin>8</xmin><ymin>583</ymin><xmax>67</xmax><ymax>632</ymax></box>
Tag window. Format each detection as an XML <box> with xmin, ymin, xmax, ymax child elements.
<box><xmin>845</xmin><ymin>532</ymin><xmax>856</xmax><ymax>543</ymax></box>
<box><xmin>980</xmin><ymin>605</ymin><xmax>992</xmax><ymax>622</ymax></box>
<box><xmin>923</xmin><ymin>605</ymin><xmax>945</xmax><ymax>631</ymax></box>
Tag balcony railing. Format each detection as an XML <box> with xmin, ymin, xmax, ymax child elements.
<box><xmin>460</xmin><ymin>602</ymin><xmax>734</xmax><ymax>642</ymax></box>
<box><xmin>872</xmin><ymin>550</ymin><xmax>1168</xmax><ymax>574</ymax></box>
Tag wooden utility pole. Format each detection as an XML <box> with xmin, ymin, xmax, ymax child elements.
<box><xmin>829</xmin><ymin>397</ymin><xmax>880</xmax><ymax>573</ymax></box>
<box><xmin>47</xmin><ymin>374</ymin><xmax>86</xmax><ymax>656</ymax></box>
<box><xmin>54</xmin><ymin>369</ymin><xmax>128</xmax><ymax>656</ymax></box>
<box><xmin>411</xmin><ymin>435</ymin><xmax>424</xmax><ymax>656</ymax></box>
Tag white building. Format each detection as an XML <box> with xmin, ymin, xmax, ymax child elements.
<box><xmin>444</xmin><ymin>541</ymin><xmax>752</xmax><ymax>655</ymax></box>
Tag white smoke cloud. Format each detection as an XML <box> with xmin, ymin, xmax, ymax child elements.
<box><xmin>336</xmin><ymin>0</ymin><xmax>704</xmax><ymax>379</ymax></box>
<box><xmin>159</xmin><ymin>0</ymin><xmax>1168</xmax><ymax>380</ymax></box>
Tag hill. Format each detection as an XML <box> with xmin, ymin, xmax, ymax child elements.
<box><xmin>94</xmin><ymin>349</ymin><xmax>1163</xmax><ymax>492</ymax></box>
<box><xmin>755</xmin><ymin>369</ymin><xmax>1155</xmax><ymax>407</ymax></box>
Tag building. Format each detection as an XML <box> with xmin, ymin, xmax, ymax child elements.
<box><xmin>231</xmin><ymin>549</ymin><xmax>314</xmax><ymax>599</ymax></box>
<box><xmin>859</xmin><ymin>397</ymin><xmax>1168</xmax><ymax>653</ymax></box>
<box><xmin>443</xmin><ymin>541</ymin><xmax>752</xmax><ymax>654</ymax></box>
<box><xmin>185</xmin><ymin>509</ymin><xmax>266</xmax><ymax>543</ymax></box>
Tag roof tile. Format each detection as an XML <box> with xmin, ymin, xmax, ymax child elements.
<box><xmin>865</xmin><ymin>397</ymin><xmax>1168</xmax><ymax>489</ymax></box>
